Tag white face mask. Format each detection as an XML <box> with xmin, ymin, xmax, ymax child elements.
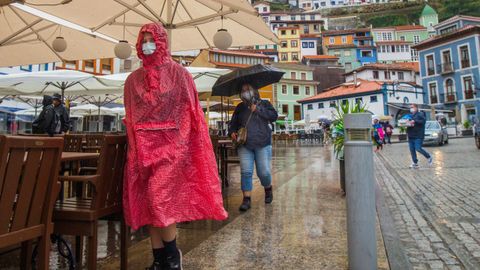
<box><xmin>410</xmin><ymin>108</ymin><xmax>416</xmax><ymax>114</ymax></box>
<box><xmin>142</xmin><ymin>42</ymin><xmax>156</xmax><ymax>55</ymax></box>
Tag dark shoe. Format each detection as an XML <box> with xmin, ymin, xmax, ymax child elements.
<box><xmin>165</xmin><ymin>249</ymin><xmax>182</xmax><ymax>270</ymax></box>
<box><xmin>265</xmin><ymin>186</ymin><xmax>273</xmax><ymax>204</ymax></box>
<box><xmin>146</xmin><ymin>262</ymin><xmax>164</xmax><ymax>270</ymax></box>
<box><xmin>239</xmin><ymin>197</ymin><xmax>251</xmax><ymax>212</ymax></box>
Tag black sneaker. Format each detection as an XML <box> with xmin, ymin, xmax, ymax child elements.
<box><xmin>165</xmin><ymin>249</ymin><xmax>182</xmax><ymax>270</ymax></box>
<box><xmin>146</xmin><ymin>262</ymin><xmax>163</xmax><ymax>270</ymax></box>
<box><xmin>239</xmin><ymin>197</ymin><xmax>251</xmax><ymax>211</ymax></box>
<box><xmin>265</xmin><ymin>186</ymin><xmax>273</xmax><ymax>204</ymax></box>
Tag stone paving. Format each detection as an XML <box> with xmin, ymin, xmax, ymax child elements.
<box><xmin>376</xmin><ymin>138</ymin><xmax>480</xmax><ymax>270</ymax></box>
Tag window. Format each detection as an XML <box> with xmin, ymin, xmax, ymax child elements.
<box><xmin>463</xmin><ymin>76</ymin><xmax>474</xmax><ymax>99</ymax></box>
<box><xmin>307</xmin><ymin>104</ymin><xmax>313</xmax><ymax>110</ymax></box>
<box><xmin>400</xmin><ymin>36</ymin><xmax>405</xmax><ymax>41</ymax></box>
<box><xmin>293</xmin><ymin>86</ymin><xmax>300</xmax><ymax>95</ymax></box>
<box><xmin>429</xmin><ymin>83</ymin><xmax>438</xmax><ymax>104</ymax></box>
<box><xmin>373</xmin><ymin>71</ymin><xmax>379</xmax><ymax>79</ymax></box>
<box><xmin>460</xmin><ymin>45</ymin><xmax>471</xmax><ymax>68</ymax></box>
<box><xmin>329</xmin><ymin>37</ymin><xmax>335</xmax><ymax>44</ymax></box>
<box><xmin>445</xmin><ymin>79</ymin><xmax>455</xmax><ymax>101</ymax></box>
<box><xmin>291</xmin><ymin>72</ymin><xmax>296</xmax><ymax>79</ymax></box>
<box><xmin>281</xmin><ymin>53</ymin><xmax>288</xmax><ymax>61</ymax></box>
<box><xmin>355</xmin><ymin>97</ymin><xmax>363</xmax><ymax>104</ymax></box>
<box><xmin>303</xmin><ymin>24</ymin><xmax>309</xmax><ymax>34</ymax></box>
<box><xmin>361</xmin><ymin>51</ymin><xmax>372</xmax><ymax>58</ymax></box>
<box><xmin>281</xmin><ymin>41</ymin><xmax>288</xmax><ymax>48</ymax></box>
<box><xmin>384</xmin><ymin>71</ymin><xmax>391</xmax><ymax>80</ymax></box>
<box><xmin>413</xmin><ymin>35</ymin><xmax>420</xmax><ymax>44</ymax></box>
<box><xmin>291</xmin><ymin>29</ymin><xmax>297</xmax><ymax>35</ymax></box>
<box><xmin>301</xmin><ymin>73</ymin><xmax>306</xmax><ymax>80</ymax></box>
<box><xmin>370</xmin><ymin>95</ymin><xmax>378</xmax><ymax>103</ymax></box>
<box><xmin>292</xmin><ymin>53</ymin><xmax>299</xmax><ymax>61</ymax></box>
<box><xmin>310</xmin><ymin>15</ymin><xmax>315</xmax><ymax>20</ymax></box>
<box><xmin>305</xmin><ymin>86</ymin><xmax>311</xmax><ymax>95</ymax></box>
<box><xmin>341</xmin><ymin>99</ymin><xmax>348</xmax><ymax>105</ymax></box>
<box><xmin>442</xmin><ymin>50</ymin><xmax>453</xmax><ymax>72</ymax></box>
<box><xmin>341</xmin><ymin>36</ymin><xmax>347</xmax><ymax>44</ymax></box>
<box><xmin>333</xmin><ymin>50</ymin><xmax>341</xmax><ymax>57</ymax></box>
<box><xmin>398</xmin><ymin>72</ymin><xmax>404</xmax><ymax>81</ymax></box>
<box><xmin>329</xmin><ymin>101</ymin><xmax>336</xmax><ymax>108</ymax></box>
<box><xmin>309</xmin><ymin>42</ymin><xmax>315</xmax><ymax>48</ymax></box>
<box><xmin>344</xmin><ymin>50</ymin><xmax>351</xmax><ymax>57</ymax></box>
<box><xmin>375</xmin><ymin>33</ymin><xmax>382</xmax><ymax>41</ymax></box>
<box><xmin>291</xmin><ymin>40</ymin><xmax>298</xmax><ymax>47</ymax></box>
<box><xmin>281</xmin><ymin>30</ymin><xmax>286</xmax><ymax>35</ymax></box>
<box><xmin>263</xmin><ymin>7</ymin><xmax>267</xmax><ymax>12</ymax></box>
<box><xmin>313</xmin><ymin>24</ymin><xmax>320</xmax><ymax>32</ymax></box>
<box><xmin>318</xmin><ymin>103</ymin><xmax>324</xmax><ymax>109</ymax></box>
<box><xmin>345</xmin><ymin>62</ymin><xmax>352</xmax><ymax>70</ymax></box>
<box><xmin>426</xmin><ymin>55</ymin><xmax>435</xmax><ymax>76</ymax></box>
<box><xmin>282</xmin><ymin>85</ymin><xmax>287</xmax><ymax>94</ymax></box>
<box><xmin>282</xmin><ymin>104</ymin><xmax>289</xmax><ymax>114</ymax></box>
<box><xmin>300</xmin><ymin>15</ymin><xmax>306</xmax><ymax>21</ymax></box>
<box><xmin>302</xmin><ymin>42</ymin><xmax>309</xmax><ymax>48</ymax></box>
<box><xmin>291</xmin><ymin>15</ymin><xmax>296</xmax><ymax>20</ymax></box>
<box><xmin>275</xmin><ymin>16</ymin><xmax>281</xmax><ymax>21</ymax></box>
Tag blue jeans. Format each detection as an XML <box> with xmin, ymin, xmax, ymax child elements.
<box><xmin>408</xmin><ymin>138</ymin><xmax>431</xmax><ymax>164</ymax></box>
<box><xmin>238</xmin><ymin>145</ymin><xmax>272</xmax><ymax>191</ymax></box>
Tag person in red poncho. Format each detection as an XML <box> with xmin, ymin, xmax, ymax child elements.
<box><xmin>122</xmin><ymin>23</ymin><xmax>228</xmax><ymax>270</ymax></box>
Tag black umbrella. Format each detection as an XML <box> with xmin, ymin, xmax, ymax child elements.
<box><xmin>212</xmin><ymin>64</ymin><xmax>285</xmax><ymax>97</ymax></box>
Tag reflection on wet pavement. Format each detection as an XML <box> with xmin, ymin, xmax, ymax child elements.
<box><xmin>0</xmin><ymin>143</ymin><xmax>389</xmax><ymax>269</ymax></box>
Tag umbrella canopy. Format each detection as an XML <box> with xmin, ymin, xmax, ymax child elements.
<box><xmin>17</xmin><ymin>0</ymin><xmax>277</xmax><ymax>54</ymax></box>
<box><xmin>70</xmin><ymin>104</ymin><xmax>115</xmax><ymax>116</ymax></box>
<box><xmin>0</xmin><ymin>70</ymin><xmax>123</xmax><ymax>97</ymax></box>
<box><xmin>0</xmin><ymin>2</ymin><xmax>118</xmax><ymax>67</ymax></box>
<box><xmin>212</xmin><ymin>64</ymin><xmax>284</xmax><ymax>97</ymax></box>
<box><xmin>96</xmin><ymin>67</ymin><xmax>230</xmax><ymax>93</ymax></box>
<box><xmin>15</xmin><ymin>108</ymin><xmax>83</xmax><ymax>118</ymax></box>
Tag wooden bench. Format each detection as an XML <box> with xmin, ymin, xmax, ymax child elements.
<box><xmin>0</xmin><ymin>135</ymin><xmax>63</xmax><ymax>270</ymax></box>
<box><xmin>53</xmin><ymin>135</ymin><xmax>129</xmax><ymax>270</ymax></box>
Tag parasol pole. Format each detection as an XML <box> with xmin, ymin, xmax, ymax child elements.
<box><xmin>206</xmin><ymin>97</ymin><xmax>210</xmax><ymax>128</ymax></box>
<box><xmin>166</xmin><ymin>0</ymin><xmax>172</xmax><ymax>47</ymax></box>
<box><xmin>221</xmin><ymin>96</ymin><xmax>224</xmax><ymax>136</ymax></box>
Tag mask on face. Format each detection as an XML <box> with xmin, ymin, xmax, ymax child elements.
<box><xmin>241</xmin><ymin>89</ymin><xmax>255</xmax><ymax>104</ymax></box>
<box><xmin>410</xmin><ymin>108</ymin><xmax>416</xmax><ymax>114</ymax></box>
<box><xmin>142</xmin><ymin>42</ymin><xmax>156</xmax><ymax>55</ymax></box>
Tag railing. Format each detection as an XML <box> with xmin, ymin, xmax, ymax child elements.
<box><xmin>465</xmin><ymin>90</ymin><xmax>475</xmax><ymax>100</ymax></box>
<box><xmin>438</xmin><ymin>62</ymin><xmax>454</xmax><ymax>74</ymax></box>
<box><xmin>427</xmin><ymin>67</ymin><xmax>435</xmax><ymax>76</ymax></box>
<box><xmin>445</xmin><ymin>94</ymin><xmax>457</xmax><ymax>103</ymax></box>
<box><xmin>461</xmin><ymin>60</ymin><xmax>471</xmax><ymax>69</ymax></box>
<box><xmin>430</xmin><ymin>96</ymin><xmax>438</xmax><ymax>104</ymax></box>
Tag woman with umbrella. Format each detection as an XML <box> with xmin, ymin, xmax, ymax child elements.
<box><xmin>214</xmin><ymin>65</ymin><xmax>282</xmax><ymax>212</ymax></box>
<box><xmin>122</xmin><ymin>23</ymin><xmax>227</xmax><ymax>270</ymax></box>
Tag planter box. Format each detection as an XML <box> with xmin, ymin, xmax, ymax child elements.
<box><xmin>461</xmin><ymin>129</ymin><xmax>473</xmax><ymax>136</ymax></box>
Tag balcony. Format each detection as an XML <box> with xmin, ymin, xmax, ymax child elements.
<box><xmin>438</xmin><ymin>62</ymin><xmax>454</xmax><ymax>74</ymax></box>
<box><xmin>461</xmin><ymin>60</ymin><xmax>471</xmax><ymax>69</ymax></box>
<box><xmin>426</xmin><ymin>67</ymin><xmax>435</xmax><ymax>76</ymax></box>
<box><xmin>441</xmin><ymin>93</ymin><xmax>457</xmax><ymax>103</ymax></box>
<box><xmin>465</xmin><ymin>90</ymin><xmax>475</xmax><ymax>100</ymax></box>
<box><xmin>430</xmin><ymin>96</ymin><xmax>438</xmax><ymax>104</ymax></box>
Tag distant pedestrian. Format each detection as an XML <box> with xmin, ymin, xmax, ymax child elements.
<box><xmin>384</xmin><ymin>121</ymin><xmax>394</xmax><ymax>144</ymax></box>
<box><xmin>52</xmin><ymin>93</ymin><xmax>70</xmax><ymax>134</ymax></box>
<box><xmin>32</xmin><ymin>95</ymin><xmax>57</xmax><ymax>137</ymax></box>
<box><xmin>406</xmin><ymin>104</ymin><xmax>432</xmax><ymax>168</ymax></box>
<box><xmin>372</xmin><ymin>117</ymin><xmax>384</xmax><ymax>152</ymax></box>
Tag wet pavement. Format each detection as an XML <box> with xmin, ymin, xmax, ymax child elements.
<box><xmin>0</xmin><ymin>142</ymin><xmax>390</xmax><ymax>269</ymax></box>
<box><xmin>375</xmin><ymin>138</ymin><xmax>480</xmax><ymax>270</ymax></box>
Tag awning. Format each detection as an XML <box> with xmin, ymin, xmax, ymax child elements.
<box><xmin>387</xmin><ymin>103</ymin><xmax>453</xmax><ymax>113</ymax></box>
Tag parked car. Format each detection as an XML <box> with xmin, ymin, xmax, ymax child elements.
<box><xmin>423</xmin><ymin>121</ymin><xmax>449</xmax><ymax>146</ymax></box>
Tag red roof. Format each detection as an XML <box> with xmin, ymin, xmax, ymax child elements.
<box><xmin>322</xmin><ymin>28</ymin><xmax>371</xmax><ymax>36</ymax></box>
<box><xmin>300</xmin><ymin>34</ymin><xmax>321</xmax><ymax>38</ymax></box>
<box><xmin>299</xmin><ymin>80</ymin><xmax>383</xmax><ymax>102</ymax></box>
<box><xmin>278</xmin><ymin>26</ymin><xmax>300</xmax><ymax>30</ymax></box>
<box><xmin>303</xmin><ymin>55</ymin><xmax>338</xmax><ymax>60</ymax></box>
<box><xmin>208</xmin><ymin>49</ymin><xmax>269</xmax><ymax>58</ymax></box>
<box><xmin>413</xmin><ymin>25</ymin><xmax>480</xmax><ymax>50</ymax></box>
<box><xmin>344</xmin><ymin>62</ymin><xmax>420</xmax><ymax>75</ymax></box>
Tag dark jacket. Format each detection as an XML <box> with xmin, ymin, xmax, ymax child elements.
<box><xmin>229</xmin><ymin>100</ymin><xmax>278</xmax><ymax>150</ymax></box>
<box><xmin>407</xmin><ymin>111</ymin><xmax>427</xmax><ymax>139</ymax></box>
<box><xmin>32</xmin><ymin>96</ymin><xmax>57</xmax><ymax>136</ymax></box>
<box><xmin>54</xmin><ymin>104</ymin><xmax>70</xmax><ymax>133</ymax></box>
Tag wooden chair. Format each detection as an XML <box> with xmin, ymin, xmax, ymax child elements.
<box><xmin>63</xmin><ymin>134</ymin><xmax>84</xmax><ymax>152</ymax></box>
<box><xmin>53</xmin><ymin>135</ymin><xmax>129</xmax><ymax>270</ymax></box>
<box><xmin>0</xmin><ymin>135</ymin><xmax>63</xmax><ymax>270</ymax></box>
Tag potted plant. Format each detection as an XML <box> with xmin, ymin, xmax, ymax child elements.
<box><xmin>331</xmin><ymin>101</ymin><xmax>366</xmax><ymax>194</ymax></box>
<box><xmin>398</xmin><ymin>126</ymin><xmax>407</xmax><ymax>141</ymax></box>
<box><xmin>461</xmin><ymin>120</ymin><xmax>473</xmax><ymax>136</ymax></box>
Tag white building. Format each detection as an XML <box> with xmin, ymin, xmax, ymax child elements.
<box><xmin>344</xmin><ymin>63</ymin><xmax>421</xmax><ymax>86</ymax></box>
<box><xmin>298</xmin><ymin>79</ymin><xmax>424</xmax><ymax>123</ymax></box>
<box><xmin>299</xmin><ymin>0</ymin><xmax>314</xmax><ymax>10</ymax></box>
<box><xmin>376</xmin><ymin>41</ymin><xmax>413</xmax><ymax>63</ymax></box>
<box><xmin>300</xmin><ymin>34</ymin><xmax>319</xmax><ymax>56</ymax></box>
<box><xmin>0</xmin><ymin>63</ymin><xmax>55</xmax><ymax>75</ymax></box>
<box><xmin>315</xmin><ymin>0</ymin><xmax>346</xmax><ymax>9</ymax></box>
<box><xmin>253</xmin><ymin>1</ymin><xmax>271</xmax><ymax>15</ymax></box>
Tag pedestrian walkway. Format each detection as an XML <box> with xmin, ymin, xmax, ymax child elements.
<box><xmin>98</xmin><ymin>144</ymin><xmax>389</xmax><ymax>269</ymax></box>
<box><xmin>376</xmin><ymin>138</ymin><xmax>480</xmax><ymax>270</ymax></box>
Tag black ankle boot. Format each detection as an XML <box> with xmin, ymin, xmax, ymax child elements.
<box><xmin>239</xmin><ymin>197</ymin><xmax>251</xmax><ymax>211</ymax></box>
<box><xmin>265</xmin><ymin>186</ymin><xmax>273</xmax><ymax>204</ymax></box>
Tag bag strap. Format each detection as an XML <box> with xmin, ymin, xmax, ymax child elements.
<box><xmin>244</xmin><ymin>111</ymin><xmax>253</xmax><ymax>128</ymax></box>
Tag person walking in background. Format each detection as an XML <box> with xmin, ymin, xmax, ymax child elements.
<box><xmin>384</xmin><ymin>121</ymin><xmax>394</xmax><ymax>144</ymax></box>
<box><xmin>122</xmin><ymin>23</ymin><xmax>228</xmax><ymax>270</ymax></box>
<box><xmin>229</xmin><ymin>83</ymin><xmax>278</xmax><ymax>212</ymax></box>
<box><xmin>373</xmin><ymin>117</ymin><xmax>385</xmax><ymax>152</ymax></box>
<box><xmin>32</xmin><ymin>95</ymin><xmax>57</xmax><ymax>137</ymax></box>
<box><xmin>407</xmin><ymin>104</ymin><xmax>432</xmax><ymax>169</ymax></box>
<box><xmin>52</xmin><ymin>93</ymin><xmax>70</xmax><ymax>134</ymax></box>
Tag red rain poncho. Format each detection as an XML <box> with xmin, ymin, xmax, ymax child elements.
<box><xmin>123</xmin><ymin>23</ymin><xmax>228</xmax><ymax>230</ymax></box>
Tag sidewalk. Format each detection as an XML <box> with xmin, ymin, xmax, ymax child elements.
<box><xmin>99</xmin><ymin>144</ymin><xmax>389</xmax><ymax>269</ymax></box>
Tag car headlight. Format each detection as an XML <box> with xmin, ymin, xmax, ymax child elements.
<box><xmin>431</xmin><ymin>132</ymin><xmax>438</xmax><ymax>137</ymax></box>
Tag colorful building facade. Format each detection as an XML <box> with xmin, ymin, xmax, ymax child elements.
<box><xmin>278</xmin><ymin>27</ymin><xmax>302</xmax><ymax>63</ymax></box>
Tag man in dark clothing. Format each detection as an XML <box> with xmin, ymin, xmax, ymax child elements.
<box><xmin>32</xmin><ymin>95</ymin><xmax>57</xmax><ymax>136</ymax></box>
<box><xmin>52</xmin><ymin>93</ymin><xmax>70</xmax><ymax>134</ymax></box>
<box><xmin>406</xmin><ymin>104</ymin><xmax>432</xmax><ymax>168</ymax></box>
